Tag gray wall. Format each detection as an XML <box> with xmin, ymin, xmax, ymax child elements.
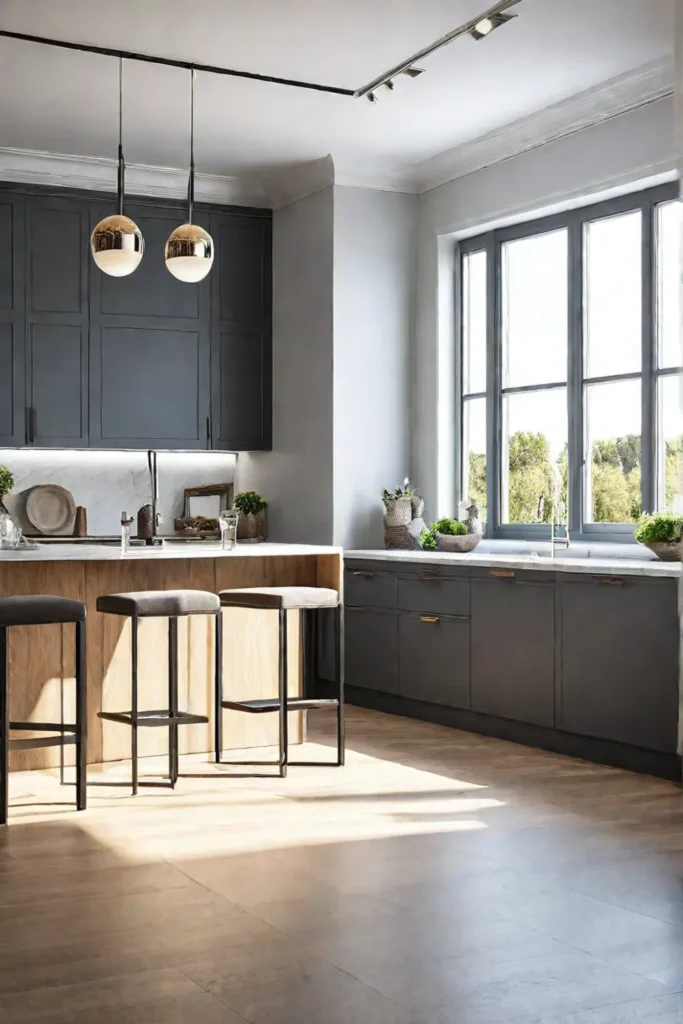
<box><xmin>414</xmin><ymin>95</ymin><xmax>677</xmax><ymax>520</ymax></box>
<box><xmin>333</xmin><ymin>186</ymin><xmax>417</xmax><ymax>549</ymax></box>
<box><xmin>237</xmin><ymin>186</ymin><xmax>334</xmax><ymax>543</ymax></box>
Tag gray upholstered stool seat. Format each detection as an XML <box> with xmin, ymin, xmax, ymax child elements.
<box><xmin>97</xmin><ymin>589</ymin><xmax>220</xmax><ymax>618</ymax></box>
<box><xmin>0</xmin><ymin>595</ymin><xmax>86</xmax><ymax>627</ymax></box>
<box><xmin>219</xmin><ymin>586</ymin><xmax>339</xmax><ymax>611</ymax></box>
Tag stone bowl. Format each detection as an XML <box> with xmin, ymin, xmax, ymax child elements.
<box><xmin>434</xmin><ymin>532</ymin><xmax>481</xmax><ymax>553</ymax></box>
<box><xmin>641</xmin><ymin>539</ymin><xmax>681</xmax><ymax>562</ymax></box>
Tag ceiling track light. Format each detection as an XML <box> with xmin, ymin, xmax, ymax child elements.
<box><xmin>90</xmin><ymin>58</ymin><xmax>144</xmax><ymax>277</ymax></box>
<box><xmin>469</xmin><ymin>12</ymin><xmax>517</xmax><ymax>41</ymax></box>
<box><xmin>165</xmin><ymin>70</ymin><xmax>214</xmax><ymax>283</ymax></box>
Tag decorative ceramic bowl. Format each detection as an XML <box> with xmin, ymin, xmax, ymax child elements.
<box><xmin>434</xmin><ymin>532</ymin><xmax>481</xmax><ymax>553</ymax></box>
<box><xmin>641</xmin><ymin>539</ymin><xmax>681</xmax><ymax>562</ymax></box>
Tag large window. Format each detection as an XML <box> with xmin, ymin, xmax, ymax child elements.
<box><xmin>458</xmin><ymin>184</ymin><xmax>681</xmax><ymax>538</ymax></box>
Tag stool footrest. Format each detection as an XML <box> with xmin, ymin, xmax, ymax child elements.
<box><xmin>98</xmin><ymin>710</ymin><xmax>209</xmax><ymax>728</ymax></box>
<box><xmin>221</xmin><ymin>697</ymin><xmax>340</xmax><ymax>714</ymax></box>
<box><xmin>9</xmin><ymin>735</ymin><xmax>78</xmax><ymax>751</ymax></box>
<box><xmin>10</xmin><ymin>721</ymin><xmax>78</xmax><ymax>733</ymax></box>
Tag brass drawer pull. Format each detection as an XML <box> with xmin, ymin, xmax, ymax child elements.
<box><xmin>420</xmin><ymin>615</ymin><xmax>440</xmax><ymax>623</ymax></box>
<box><xmin>352</xmin><ymin>571</ymin><xmax>375</xmax><ymax>578</ymax></box>
<box><xmin>489</xmin><ymin>569</ymin><xmax>515</xmax><ymax>579</ymax></box>
<box><xmin>419</xmin><ymin>576</ymin><xmax>442</xmax><ymax>583</ymax></box>
<box><xmin>592</xmin><ymin>575</ymin><xmax>625</xmax><ymax>586</ymax></box>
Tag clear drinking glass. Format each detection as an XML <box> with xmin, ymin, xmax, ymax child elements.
<box><xmin>219</xmin><ymin>511</ymin><xmax>239</xmax><ymax>551</ymax></box>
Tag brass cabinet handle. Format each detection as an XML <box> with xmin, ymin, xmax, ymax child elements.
<box><xmin>592</xmin><ymin>575</ymin><xmax>625</xmax><ymax>586</ymax></box>
<box><xmin>419</xmin><ymin>576</ymin><xmax>442</xmax><ymax>583</ymax></box>
<box><xmin>352</xmin><ymin>571</ymin><xmax>375</xmax><ymax>578</ymax></box>
<box><xmin>420</xmin><ymin>615</ymin><xmax>440</xmax><ymax>623</ymax></box>
<box><xmin>489</xmin><ymin>569</ymin><xmax>515</xmax><ymax>579</ymax></box>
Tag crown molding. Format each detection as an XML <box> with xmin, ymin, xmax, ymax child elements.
<box><xmin>332</xmin><ymin>157</ymin><xmax>417</xmax><ymax>194</ymax></box>
<box><xmin>415</xmin><ymin>57</ymin><xmax>675</xmax><ymax>194</ymax></box>
<box><xmin>0</xmin><ymin>146</ymin><xmax>270</xmax><ymax>206</ymax></box>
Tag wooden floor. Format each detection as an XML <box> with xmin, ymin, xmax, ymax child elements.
<box><xmin>2</xmin><ymin>708</ymin><xmax>683</xmax><ymax>1024</ymax></box>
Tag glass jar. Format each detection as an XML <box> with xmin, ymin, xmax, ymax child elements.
<box><xmin>219</xmin><ymin>511</ymin><xmax>239</xmax><ymax>551</ymax></box>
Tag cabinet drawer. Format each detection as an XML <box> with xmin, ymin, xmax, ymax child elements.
<box><xmin>345</xmin><ymin>570</ymin><xmax>397</xmax><ymax>609</ymax></box>
<box><xmin>399</xmin><ymin>612</ymin><xmax>470</xmax><ymax>708</ymax></box>
<box><xmin>398</xmin><ymin>575</ymin><xmax>470</xmax><ymax>616</ymax></box>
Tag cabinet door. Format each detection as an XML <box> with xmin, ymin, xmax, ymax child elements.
<box><xmin>471</xmin><ymin>578</ymin><xmax>555</xmax><ymax>727</ymax></box>
<box><xmin>558</xmin><ymin>578</ymin><xmax>678</xmax><ymax>752</ymax></box>
<box><xmin>0</xmin><ymin>193</ymin><xmax>25</xmax><ymax>446</ymax></box>
<box><xmin>26</xmin><ymin>195</ymin><xmax>89</xmax><ymax>446</ymax></box>
<box><xmin>210</xmin><ymin>213</ymin><xmax>272</xmax><ymax>450</ymax></box>
<box><xmin>345</xmin><ymin>607</ymin><xmax>398</xmax><ymax>694</ymax></box>
<box><xmin>399</xmin><ymin>612</ymin><xmax>470</xmax><ymax>708</ymax></box>
<box><xmin>89</xmin><ymin>200</ymin><xmax>210</xmax><ymax>449</ymax></box>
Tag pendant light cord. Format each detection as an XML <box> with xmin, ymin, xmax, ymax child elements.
<box><xmin>188</xmin><ymin>69</ymin><xmax>195</xmax><ymax>223</ymax></box>
<box><xmin>117</xmin><ymin>57</ymin><xmax>125</xmax><ymax>216</ymax></box>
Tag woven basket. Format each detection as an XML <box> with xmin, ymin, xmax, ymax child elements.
<box><xmin>642</xmin><ymin>539</ymin><xmax>681</xmax><ymax>562</ymax></box>
<box><xmin>383</xmin><ymin>497</ymin><xmax>413</xmax><ymax>527</ymax></box>
<box><xmin>236</xmin><ymin>511</ymin><xmax>267</xmax><ymax>542</ymax></box>
<box><xmin>434</xmin><ymin>532</ymin><xmax>481</xmax><ymax>553</ymax></box>
<box><xmin>384</xmin><ymin>522</ymin><xmax>424</xmax><ymax>551</ymax></box>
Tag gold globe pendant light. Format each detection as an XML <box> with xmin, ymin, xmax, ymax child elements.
<box><xmin>90</xmin><ymin>58</ymin><xmax>144</xmax><ymax>277</ymax></box>
<box><xmin>165</xmin><ymin>70</ymin><xmax>214</xmax><ymax>283</ymax></box>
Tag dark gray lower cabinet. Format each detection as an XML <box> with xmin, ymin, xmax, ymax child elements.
<box><xmin>558</xmin><ymin>577</ymin><xmax>678</xmax><ymax>752</ymax></box>
<box><xmin>470</xmin><ymin>578</ymin><xmax>555</xmax><ymax>727</ymax></box>
<box><xmin>399</xmin><ymin>612</ymin><xmax>470</xmax><ymax>708</ymax></box>
<box><xmin>346</xmin><ymin>607</ymin><xmax>398</xmax><ymax>694</ymax></box>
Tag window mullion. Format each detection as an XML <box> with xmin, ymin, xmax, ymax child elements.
<box><xmin>486</xmin><ymin>231</ymin><xmax>500</xmax><ymax>537</ymax></box>
<box><xmin>641</xmin><ymin>196</ymin><xmax>655</xmax><ymax>513</ymax></box>
<box><xmin>454</xmin><ymin>241</ymin><xmax>464</xmax><ymax>512</ymax></box>
<box><xmin>567</xmin><ymin>212</ymin><xmax>583</xmax><ymax>536</ymax></box>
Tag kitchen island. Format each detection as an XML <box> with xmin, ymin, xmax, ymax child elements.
<box><xmin>0</xmin><ymin>543</ymin><xmax>342</xmax><ymax>772</ymax></box>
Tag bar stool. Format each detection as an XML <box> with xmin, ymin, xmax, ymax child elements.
<box><xmin>0</xmin><ymin>595</ymin><xmax>87</xmax><ymax>826</ymax></box>
<box><xmin>96</xmin><ymin>589</ymin><xmax>220</xmax><ymax>793</ymax></box>
<box><xmin>216</xmin><ymin>586</ymin><xmax>344</xmax><ymax>776</ymax></box>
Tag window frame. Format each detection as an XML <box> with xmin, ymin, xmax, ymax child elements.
<box><xmin>456</xmin><ymin>182</ymin><xmax>680</xmax><ymax>542</ymax></box>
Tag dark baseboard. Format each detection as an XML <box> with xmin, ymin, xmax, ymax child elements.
<box><xmin>346</xmin><ymin>686</ymin><xmax>682</xmax><ymax>783</ymax></box>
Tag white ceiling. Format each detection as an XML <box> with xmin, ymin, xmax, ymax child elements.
<box><xmin>0</xmin><ymin>0</ymin><xmax>675</xmax><ymax>181</ymax></box>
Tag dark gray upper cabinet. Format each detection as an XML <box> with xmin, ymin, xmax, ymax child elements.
<box><xmin>558</xmin><ymin>576</ymin><xmax>679</xmax><ymax>752</ymax></box>
<box><xmin>0</xmin><ymin>194</ymin><xmax>25</xmax><ymax>446</ymax></box>
<box><xmin>89</xmin><ymin>200</ymin><xmax>211</xmax><ymax>450</ymax></box>
<box><xmin>470</xmin><ymin>576</ymin><xmax>555</xmax><ymax>727</ymax></box>
<box><xmin>210</xmin><ymin>213</ymin><xmax>272</xmax><ymax>450</ymax></box>
<box><xmin>26</xmin><ymin>195</ymin><xmax>89</xmax><ymax>447</ymax></box>
<box><xmin>0</xmin><ymin>183</ymin><xmax>272</xmax><ymax>452</ymax></box>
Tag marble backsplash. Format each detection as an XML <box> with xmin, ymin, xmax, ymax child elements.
<box><xmin>0</xmin><ymin>449</ymin><xmax>237</xmax><ymax>537</ymax></box>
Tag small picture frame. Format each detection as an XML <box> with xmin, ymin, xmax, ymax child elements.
<box><xmin>183</xmin><ymin>483</ymin><xmax>234</xmax><ymax>521</ymax></box>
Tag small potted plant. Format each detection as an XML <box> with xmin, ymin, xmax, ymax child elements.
<box><xmin>382</xmin><ymin>479</ymin><xmax>416</xmax><ymax>528</ymax></box>
<box><xmin>421</xmin><ymin>517</ymin><xmax>481</xmax><ymax>553</ymax></box>
<box><xmin>234</xmin><ymin>490</ymin><xmax>268</xmax><ymax>542</ymax></box>
<box><xmin>0</xmin><ymin>465</ymin><xmax>14</xmax><ymax>517</ymax></box>
<box><xmin>634</xmin><ymin>512</ymin><xmax>683</xmax><ymax>561</ymax></box>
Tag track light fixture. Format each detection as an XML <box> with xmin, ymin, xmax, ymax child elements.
<box><xmin>90</xmin><ymin>58</ymin><xmax>144</xmax><ymax>277</ymax></box>
<box><xmin>165</xmin><ymin>70</ymin><xmax>214</xmax><ymax>283</ymax></box>
<box><xmin>470</xmin><ymin>12</ymin><xmax>516</xmax><ymax>40</ymax></box>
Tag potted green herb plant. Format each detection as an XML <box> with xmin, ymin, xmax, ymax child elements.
<box><xmin>382</xmin><ymin>479</ymin><xmax>417</xmax><ymax>527</ymax></box>
<box><xmin>421</xmin><ymin>517</ymin><xmax>481</xmax><ymax>553</ymax></box>
<box><xmin>0</xmin><ymin>465</ymin><xmax>14</xmax><ymax>516</ymax></box>
<box><xmin>634</xmin><ymin>512</ymin><xmax>683</xmax><ymax>561</ymax></box>
<box><xmin>234</xmin><ymin>490</ymin><xmax>268</xmax><ymax>542</ymax></box>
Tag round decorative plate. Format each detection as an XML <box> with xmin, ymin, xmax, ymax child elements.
<box><xmin>26</xmin><ymin>484</ymin><xmax>77</xmax><ymax>536</ymax></box>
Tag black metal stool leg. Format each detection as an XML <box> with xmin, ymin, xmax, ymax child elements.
<box><xmin>0</xmin><ymin>627</ymin><xmax>8</xmax><ymax>826</ymax></box>
<box><xmin>131</xmin><ymin>616</ymin><xmax>139</xmax><ymax>795</ymax></box>
<box><xmin>168</xmin><ymin>617</ymin><xmax>179</xmax><ymax>787</ymax></box>
<box><xmin>334</xmin><ymin>605</ymin><xmax>345</xmax><ymax>767</ymax></box>
<box><xmin>278</xmin><ymin>608</ymin><xmax>288</xmax><ymax>778</ymax></box>
<box><xmin>214</xmin><ymin>610</ymin><xmax>223</xmax><ymax>763</ymax></box>
<box><xmin>75</xmin><ymin>620</ymin><xmax>87</xmax><ymax>810</ymax></box>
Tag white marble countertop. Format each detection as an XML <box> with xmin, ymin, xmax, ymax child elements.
<box><xmin>346</xmin><ymin>548</ymin><xmax>681</xmax><ymax>578</ymax></box>
<box><xmin>0</xmin><ymin>542</ymin><xmax>342</xmax><ymax>563</ymax></box>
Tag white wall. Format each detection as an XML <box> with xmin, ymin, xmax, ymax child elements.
<box><xmin>237</xmin><ymin>186</ymin><xmax>335</xmax><ymax>543</ymax></box>
<box><xmin>414</xmin><ymin>95</ymin><xmax>677</xmax><ymax>520</ymax></box>
<box><xmin>332</xmin><ymin>186</ymin><xmax>417</xmax><ymax>548</ymax></box>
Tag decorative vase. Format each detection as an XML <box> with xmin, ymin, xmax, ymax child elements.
<box><xmin>383</xmin><ymin>496</ymin><xmax>413</xmax><ymax>527</ymax></box>
<box><xmin>237</xmin><ymin>510</ymin><xmax>267</xmax><ymax>542</ymax></box>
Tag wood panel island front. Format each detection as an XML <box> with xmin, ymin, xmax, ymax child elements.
<box><xmin>0</xmin><ymin>543</ymin><xmax>342</xmax><ymax>772</ymax></box>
